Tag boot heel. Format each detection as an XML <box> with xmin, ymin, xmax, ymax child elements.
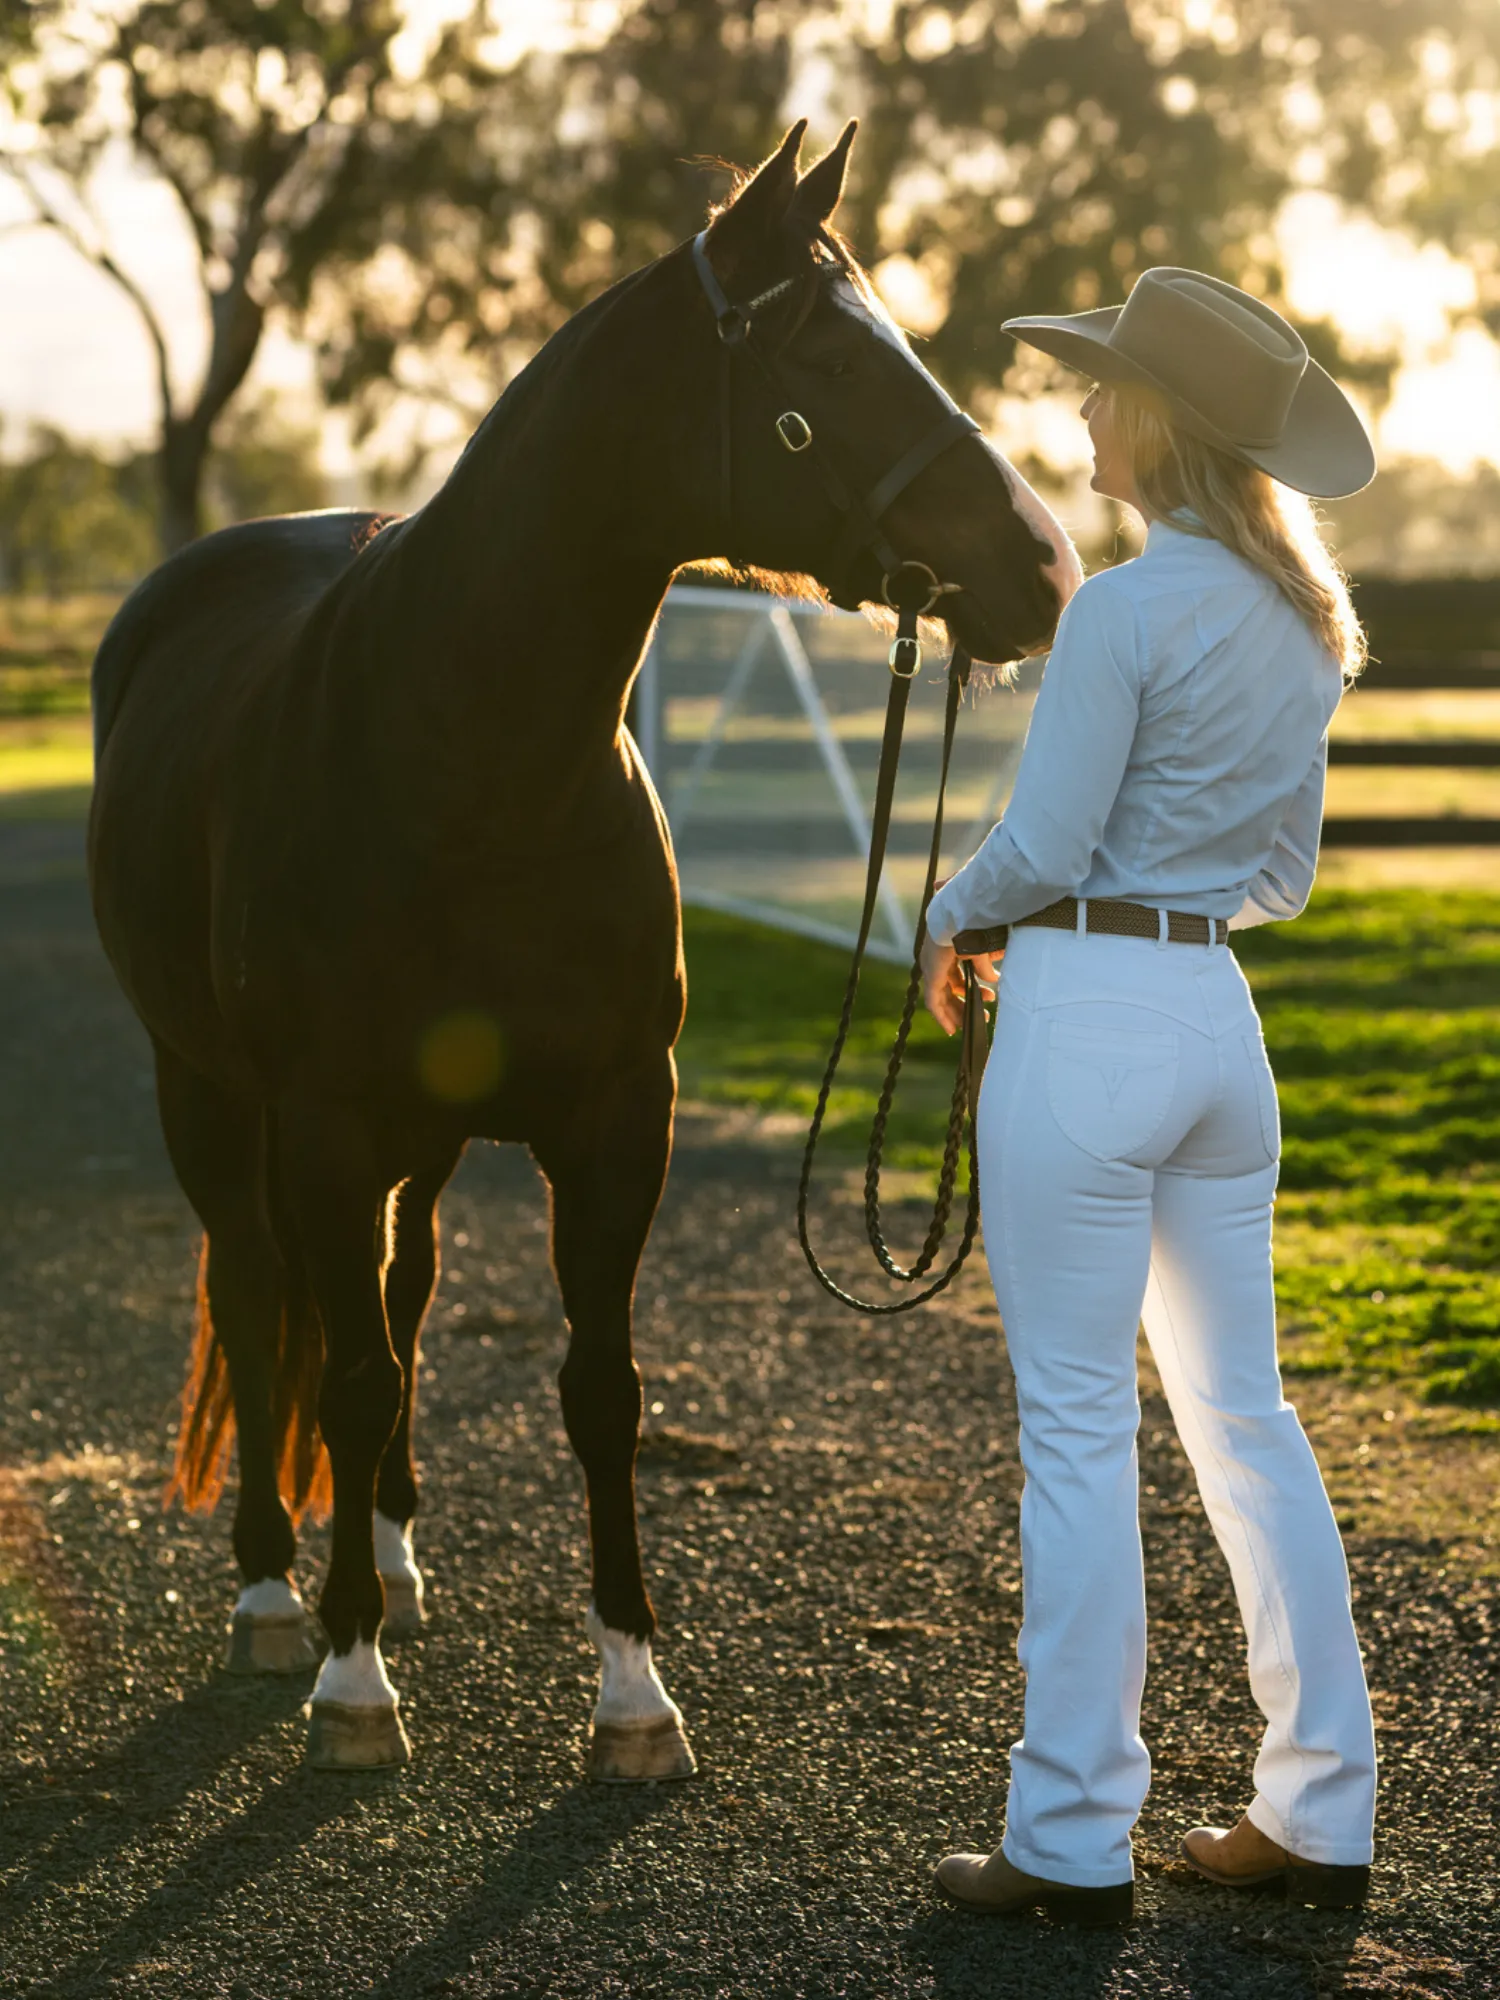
<box><xmin>1286</xmin><ymin>1861</ymin><xmax>1369</xmax><ymax>1911</ymax></box>
<box><xmin>1039</xmin><ymin>1881</ymin><xmax>1134</xmax><ymax>1928</ymax></box>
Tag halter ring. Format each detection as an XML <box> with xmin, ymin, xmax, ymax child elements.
<box><xmin>881</xmin><ymin>560</ymin><xmax>956</xmax><ymax>617</ymax></box>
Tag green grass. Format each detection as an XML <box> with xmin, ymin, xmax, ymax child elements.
<box><xmin>679</xmin><ymin>893</ymin><xmax>1500</xmax><ymax>1408</ymax></box>
<box><xmin>0</xmin><ymin>593</ymin><xmax>113</xmax><ymax>718</ymax></box>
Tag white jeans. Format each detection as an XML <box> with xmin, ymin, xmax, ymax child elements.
<box><xmin>977</xmin><ymin>920</ymin><xmax>1376</xmax><ymax>1888</ymax></box>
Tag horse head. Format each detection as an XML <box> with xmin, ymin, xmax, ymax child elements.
<box><xmin>689</xmin><ymin>121</ymin><xmax>1081</xmax><ymax>666</ymax></box>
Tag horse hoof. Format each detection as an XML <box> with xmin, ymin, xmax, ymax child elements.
<box><xmin>306</xmin><ymin>1698</ymin><xmax>411</xmax><ymax>1770</ymax></box>
<box><xmin>224</xmin><ymin>1611</ymin><xmax>320</xmax><ymax>1676</ymax></box>
<box><xmin>380</xmin><ymin>1575</ymin><xmax>425</xmax><ymax>1639</ymax></box>
<box><xmin>587</xmin><ymin>1715</ymin><xmax>697</xmax><ymax>1783</ymax></box>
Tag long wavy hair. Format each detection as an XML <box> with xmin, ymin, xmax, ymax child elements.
<box><xmin>1102</xmin><ymin>382</ymin><xmax>1366</xmax><ymax>680</ymax></box>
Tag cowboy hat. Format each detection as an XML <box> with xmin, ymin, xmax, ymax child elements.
<box><xmin>1003</xmin><ymin>267</ymin><xmax>1375</xmax><ymax>498</ymax></box>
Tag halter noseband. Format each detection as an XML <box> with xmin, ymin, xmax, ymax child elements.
<box><xmin>690</xmin><ymin>229</ymin><xmax>979</xmax><ymax>676</ymax></box>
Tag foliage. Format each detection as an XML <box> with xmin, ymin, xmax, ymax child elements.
<box><xmin>677</xmin><ymin>891</ymin><xmax>1500</xmax><ymax>1407</ymax></box>
<box><xmin>0</xmin><ymin>0</ymin><xmax>500</xmax><ymax>548</ymax></box>
<box><xmin>475</xmin><ymin>2</ymin><xmax>1500</xmax><ymax>408</ymax></box>
<box><xmin>0</xmin><ymin>410</ymin><xmax>327</xmax><ymax>594</ymax></box>
<box><xmin>1327</xmin><ymin>462</ymin><xmax>1500</xmax><ymax>585</ymax></box>
<box><xmin>0</xmin><ymin>427</ymin><xmax>155</xmax><ymax>595</ymax></box>
<box><xmin>844</xmin><ymin>1</ymin><xmax>1500</xmax><ymax>403</ymax></box>
<box><xmin>8</xmin><ymin>1</ymin><xmax>1500</xmax><ymax>555</ymax></box>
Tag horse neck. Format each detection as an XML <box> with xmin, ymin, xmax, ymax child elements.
<box><xmin>345</xmin><ymin>260</ymin><xmax>705</xmax><ymax>834</ymax></box>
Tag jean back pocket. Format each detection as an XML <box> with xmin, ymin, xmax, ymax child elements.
<box><xmin>1046</xmin><ymin>1020</ymin><xmax>1180</xmax><ymax>1163</ymax></box>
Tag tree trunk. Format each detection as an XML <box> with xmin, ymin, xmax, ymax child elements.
<box><xmin>158</xmin><ymin>417</ymin><xmax>209</xmax><ymax>556</ymax></box>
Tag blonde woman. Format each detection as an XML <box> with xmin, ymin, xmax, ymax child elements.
<box><xmin>919</xmin><ymin>269</ymin><xmax>1378</xmax><ymax>1926</ymax></box>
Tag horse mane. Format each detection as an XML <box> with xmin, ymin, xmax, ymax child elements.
<box><xmin>679</xmin><ymin>558</ymin><xmax>829</xmax><ymax>606</ymax></box>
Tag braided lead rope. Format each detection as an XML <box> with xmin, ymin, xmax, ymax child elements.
<box><xmin>795</xmin><ymin>616</ymin><xmax>991</xmax><ymax>1315</ymax></box>
<box><xmin>862</xmin><ymin>649</ymin><xmax>973</xmax><ymax>1281</ymax></box>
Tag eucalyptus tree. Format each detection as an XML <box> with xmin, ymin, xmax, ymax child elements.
<box><xmin>483</xmin><ymin>0</ymin><xmax>1500</xmax><ymax>409</ymax></box>
<box><xmin>0</xmin><ymin>0</ymin><xmax>506</xmax><ymax>552</ymax></box>
<box><xmin>840</xmin><ymin>0</ymin><xmax>1500</xmax><ymax>403</ymax></box>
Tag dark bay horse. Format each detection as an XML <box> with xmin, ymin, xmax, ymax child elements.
<box><xmin>88</xmin><ymin>121</ymin><xmax>1076</xmax><ymax>1772</ymax></box>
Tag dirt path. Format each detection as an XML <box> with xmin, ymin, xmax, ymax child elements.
<box><xmin>0</xmin><ymin>822</ymin><xmax>1494</xmax><ymax>1999</ymax></box>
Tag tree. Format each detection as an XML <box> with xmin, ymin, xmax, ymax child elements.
<box><xmin>0</xmin><ymin>0</ymin><xmax>503</xmax><ymax>553</ymax></box>
<box><xmin>0</xmin><ymin>425</ymin><xmax>155</xmax><ymax>593</ymax></box>
<box><xmin>466</xmin><ymin>1</ymin><xmax>1500</xmax><ymax>410</ymax></box>
<box><xmin>0</xmin><ymin>406</ymin><xmax>327</xmax><ymax>592</ymax></box>
<box><xmin>6</xmin><ymin>0</ymin><xmax>1498</xmax><ymax>560</ymax></box>
<box><xmin>842</xmin><ymin>1</ymin><xmax>1500</xmax><ymax>405</ymax></box>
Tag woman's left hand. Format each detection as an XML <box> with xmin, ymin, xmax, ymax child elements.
<box><xmin>921</xmin><ymin>935</ymin><xmax>1001</xmax><ymax>1035</ymax></box>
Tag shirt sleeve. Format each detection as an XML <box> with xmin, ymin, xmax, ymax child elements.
<box><xmin>1228</xmin><ymin>734</ymin><xmax>1327</xmax><ymax>930</ymax></box>
<box><xmin>924</xmin><ymin>575</ymin><xmax>1143</xmax><ymax>946</ymax></box>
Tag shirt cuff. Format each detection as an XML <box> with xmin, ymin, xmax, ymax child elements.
<box><xmin>923</xmin><ymin>881</ymin><xmax>961</xmax><ymax>948</ymax></box>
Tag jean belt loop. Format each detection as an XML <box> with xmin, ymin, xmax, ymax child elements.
<box><xmin>1076</xmin><ymin>896</ymin><xmax>1088</xmax><ymax>939</ymax></box>
<box><xmin>1157</xmin><ymin>906</ymin><xmax>1170</xmax><ymax>951</ymax></box>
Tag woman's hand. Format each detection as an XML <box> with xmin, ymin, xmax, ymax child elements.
<box><xmin>921</xmin><ymin>934</ymin><xmax>1001</xmax><ymax>1036</ymax></box>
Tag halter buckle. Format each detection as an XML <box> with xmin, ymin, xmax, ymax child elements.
<box><xmin>889</xmin><ymin>636</ymin><xmax>922</xmax><ymax>677</ymax></box>
<box><xmin>776</xmin><ymin>411</ymin><xmax>813</xmax><ymax>453</ymax></box>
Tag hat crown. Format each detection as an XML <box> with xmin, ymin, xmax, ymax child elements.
<box><xmin>1111</xmin><ymin>269</ymin><xmax>1307</xmax><ymax>448</ymax></box>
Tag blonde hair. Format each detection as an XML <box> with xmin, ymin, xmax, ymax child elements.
<box><xmin>1102</xmin><ymin>383</ymin><xmax>1366</xmax><ymax>680</ymax></box>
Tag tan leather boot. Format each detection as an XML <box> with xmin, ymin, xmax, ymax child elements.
<box><xmin>1182</xmin><ymin>1815</ymin><xmax>1370</xmax><ymax>1909</ymax></box>
<box><xmin>935</xmin><ymin>1845</ymin><xmax>1133</xmax><ymax>1926</ymax></box>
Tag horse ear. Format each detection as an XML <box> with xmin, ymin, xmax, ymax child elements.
<box><xmin>786</xmin><ymin>121</ymin><xmax>858</xmax><ymax>238</ymax></box>
<box><xmin>707</xmin><ymin>121</ymin><xmax>807</xmax><ymax>264</ymax></box>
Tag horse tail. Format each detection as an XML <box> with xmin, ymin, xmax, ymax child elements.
<box><xmin>165</xmin><ymin>1238</ymin><xmax>235</xmax><ymax>1513</ymax></box>
<box><xmin>272</xmin><ymin>1245</ymin><xmax>333</xmax><ymax>1522</ymax></box>
<box><xmin>166</xmin><ymin>1129</ymin><xmax>333</xmax><ymax>1521</ymax></box>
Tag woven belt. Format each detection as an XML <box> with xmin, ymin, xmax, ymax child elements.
<box><xmin>953</xmin><ymin>896</ymin><xmax>1230</xmax><ymax>957</ymax></box>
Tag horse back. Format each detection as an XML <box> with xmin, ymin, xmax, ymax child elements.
<box><xmin>91</xmin><ymin>511</ymin><xmax>390</xmax><ymax>755</ymax></box>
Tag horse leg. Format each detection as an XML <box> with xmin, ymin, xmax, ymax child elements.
<box><xmin>533</xmin><ymin>1056</ymin><xmax>695</xmax><ymax>1783</ymax></box>
<box><xmin>154</xmin><ymin>1045</ymin><xmax>319</xmax><ymax>1675</ymax></box>
<box><xmin>277</xmin><ymin>1100</ymin><xmax>408</xmax><ymax>1768</ymax></box>
<box><xmin>375</xmin><ymin>1154</ymin><xmax>462</xmax><ymax>1637</ymax></box>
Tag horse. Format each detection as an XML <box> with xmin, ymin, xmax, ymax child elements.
<box><xmin>87</xmin><ymin>120</ymin><xmax>1077</xmax><ymax>1774</ymax></box>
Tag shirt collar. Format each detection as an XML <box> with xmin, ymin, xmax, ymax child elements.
<box><xmin>1144</xmin><ymin>510</ymin><xmax>1210</xmax><ymax>555</ymax></box>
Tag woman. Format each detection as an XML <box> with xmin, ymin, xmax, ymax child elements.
<box><xmin>919</xmin><ymin>268</ymin><xmax>1378</xmax><ymax>1927</ymax></box>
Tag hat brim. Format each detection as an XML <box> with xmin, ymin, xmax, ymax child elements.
<box><xmin>1002</xmin><ymin>307</ymin><xmax>1375</xmax><ymax>499</ymax></box>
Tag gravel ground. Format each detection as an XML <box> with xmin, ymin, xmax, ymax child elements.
<box><xmin>0</xmin><ymin>820</ymin><xmax>1495</xmax><ymax>2000</ymax></box>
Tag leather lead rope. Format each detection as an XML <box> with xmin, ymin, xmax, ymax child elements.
<box><xmin>795</xmin><ymin>596</ymin><xmax>992</xmax><ymax>1315</ymax></box>
<box><xmin>687</xmin><ymin>230</ymin><xmax>993</xmax><ymax>1314</ymax></box>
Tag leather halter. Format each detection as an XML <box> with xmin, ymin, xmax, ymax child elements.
<box><xmin>688</xmin><ymin>228</ymin><xmax>993</xmax><ymax>1315</ymax></box>
<box><xmin>690</xmin><ymin>229</ymin><xmax>979</xmax><ymax>661</ymax></box>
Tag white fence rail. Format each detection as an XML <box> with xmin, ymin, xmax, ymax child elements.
<box><xmin>633</xmin><ymin>584</ymin><xmax>1036</xmax><ymax>964</ymax></box>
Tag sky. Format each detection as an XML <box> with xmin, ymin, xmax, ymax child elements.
<box><xmin>1</xmin><ymin>3</ymin><xmax>1497</xmax><ymax>480</ymax></box>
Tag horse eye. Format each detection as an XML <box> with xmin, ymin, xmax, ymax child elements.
<box><xmin>824</xmin><ymin>357</ymin><xmax>855</xmax><ymax>379</ymax></box>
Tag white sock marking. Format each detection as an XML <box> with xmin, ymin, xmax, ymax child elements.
<box><xmin>586</xmin><ymin>1603</ymin><xmax>682</xmax><ymax>1729</ymax></box>
<box><xmin>234</xmin><ymin>1577</ymin><xmax>304</xmax><ymax>1619</ymax></box>
<box><xmin>313</xmin><ymin>1638</ymin><xmax>396</xmax><ymax>1709</ymax></box>
<box><xmin>374</xmin><ymin>1511</ymin><xmax>423</xmax><ymax>1605</ymax></box>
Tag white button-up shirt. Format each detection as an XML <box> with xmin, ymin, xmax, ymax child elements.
<box><xmin>924</xmin><ymin>518</ymin><xmax>1344</xmax><ymax>946</ymax></box>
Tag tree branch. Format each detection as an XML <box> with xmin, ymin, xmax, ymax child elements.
<box><xmin>116</xmin><ymin>18</ymin><xmax>218</xmax><ymax>270</ymax></box>
<box><xmin>1</xmin><ymin>156</ymin><xmax>176</xmax><ymax>426</ymax></box>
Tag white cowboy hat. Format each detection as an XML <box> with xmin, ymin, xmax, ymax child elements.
<box><xmin>1003</xmin><ymin>267</ymin><xmax>1376</xmax><ymax>499</ymax></box>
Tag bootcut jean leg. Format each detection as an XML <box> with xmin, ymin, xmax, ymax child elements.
<box><xmin>980</xmin><ymin>1002</ymin><xmax>1157</xmax><ymax>1889</ymax></box>
<box><xmin>1142</xmin><ymin>1165</ymin><xmax>1377</xmax><ymax>1865</ymax></box>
